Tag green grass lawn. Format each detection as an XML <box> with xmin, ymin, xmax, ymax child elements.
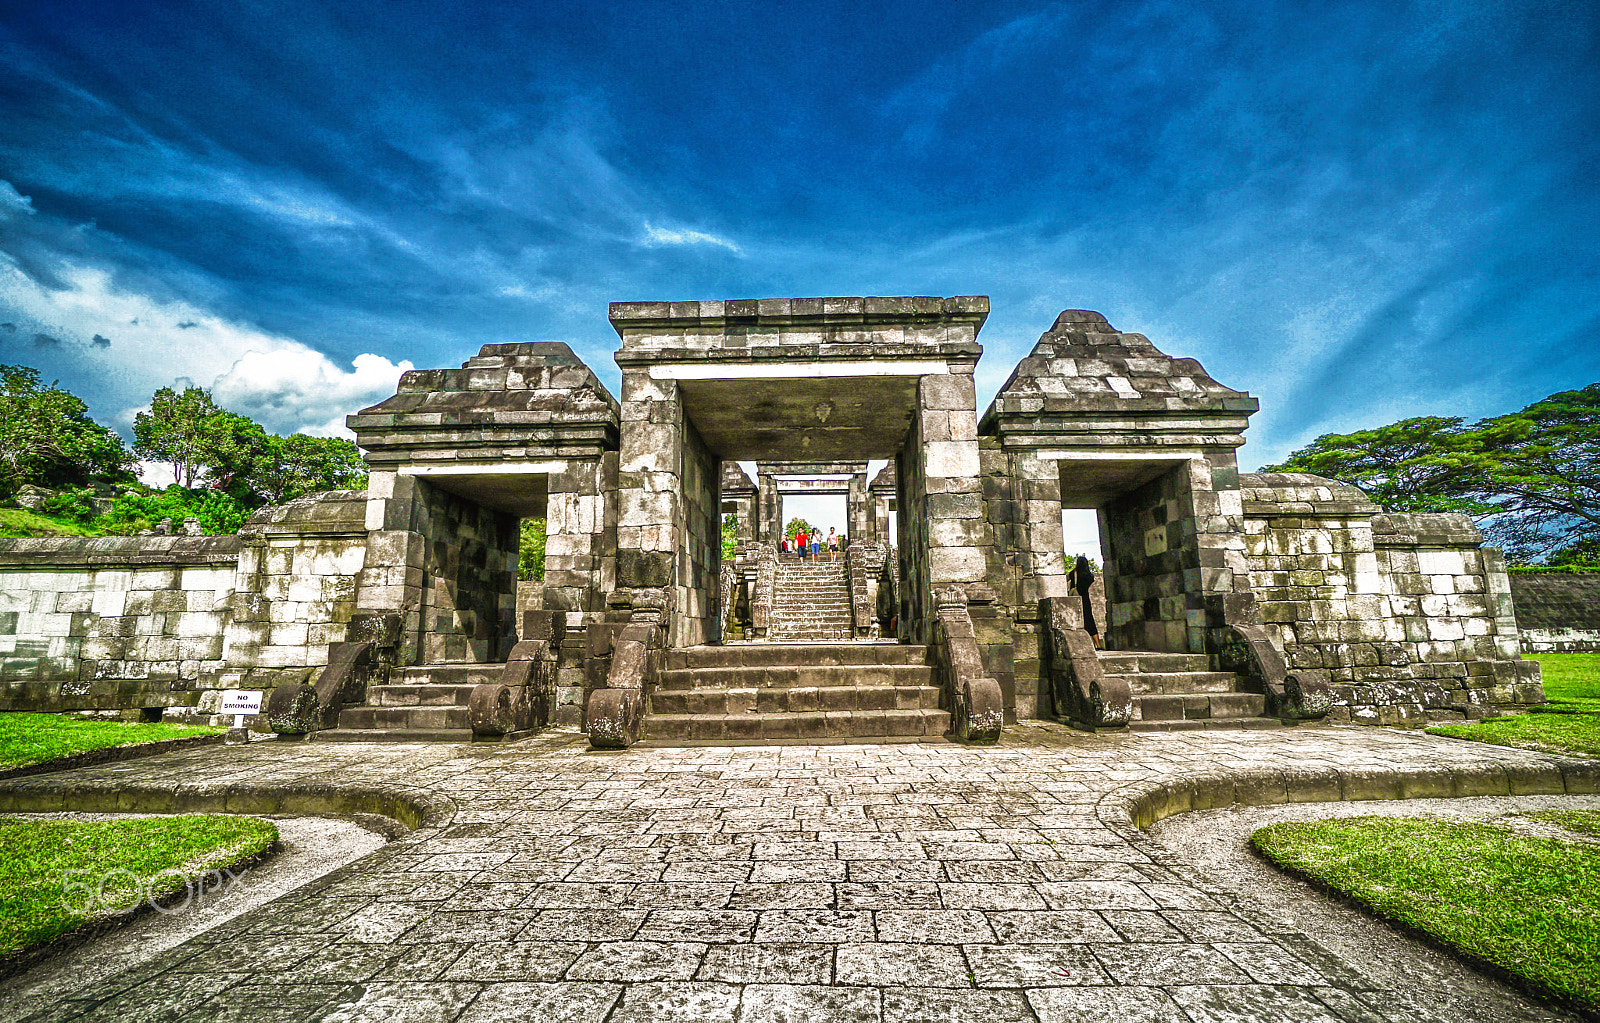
<box><xmin>1524</xmin><ymin>809</ymin><xmax>1600</xmax><ymax>839</ymax></box>
<box><xmin>1426</xmin><ymin>653</ymin><xmax>1600</xmax><ymax>757</ymax></box>
<box><xmin>0</xmin><ymin>713</ymin><xmax>222</xmax><ymax>771</ymax></box>
<box><xmin>0</xmin><ymin>507</ymin><xmax>97</xmax><ymax>539</ymax></box>
<box><xmin>0</xmin><ymin>815</ymin><xmax>277</xmax><ymax>958</ymax></box>
<box><xmin>1252</xmin><ymin>815</ymin><xmax>1600</xmax><ymax>1011</ymax></box>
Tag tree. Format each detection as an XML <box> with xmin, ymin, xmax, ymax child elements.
<box><xmin>784</xmin><ymin>517</ymin><xmax>819</xmax><ymax>542</ymax></box>
<box><xmin>519</xmin><ymin>518</ymin><xmax>546</xmax><ymax>581</ymax></box>
<box><xmin>1260</xmin><ymin>416</ymin><xmax>1487</xmax><ymax>514</ymax></box>
<box><xmin>1265</xmin><ymin>383</ymin><xmax>1600</xmax><ymax>562</ymax></box>
<box><xmin>721</xmin><ymin>513</ymin><xmax>738</xmax><ymax>561</ymax></box>
<box><xmin>245</xmin><ymin>433</ymin><xmax>367</xmax><ymax>505</ymax></box>
<box><xmin>0</xmin><ymin>364</ymin><xmax>135</xmax><ymax>501</ymax></box>
<box><xmin>1447</xmin><ymin>383</ymin><xmax>1600</xmax><ymax>561</ymax></box>
<box><xmin>132</xmin><ymin>386</ymin><xmax>246</xmax><ymax>488</ymax></box>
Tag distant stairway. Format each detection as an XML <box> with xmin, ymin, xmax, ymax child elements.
<box><xmin>645</xmin><ymin>643</ymin><xmax>948</xmax><ymax>744</ymax></box>
<box><xmin>322</xmin><ymin>663</ymin><xmax>507</xmax><ymax>742</ymax></box>
<box><xmin>768</xmin><ymin>560</ymin><xmax>854</xmax><ymax>642</ymax></box>
<box><xmin>1100</xmin><ymin>651</ymin><xmax>1303</xmax><ymax>731</ymax></box>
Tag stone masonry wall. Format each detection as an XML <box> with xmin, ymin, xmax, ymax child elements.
<box><xmin>1101</xmin><ymin>456</ymin><xmax>1248</xmax><ymax>655</ymax></box>
<box><xmin>1240</xmin><ymin>473</ymin><xmax>1541</xmax><ymax>724</ymax></box>
<box><xmin>1509</xmin><ymin>574</ymin><xmax>1600</xmax><ymax>652</ymax></box>
<box><xmin>0</xmin><ymin>490</ymin><xmax>368</xmax><ymax>723</ymax></box>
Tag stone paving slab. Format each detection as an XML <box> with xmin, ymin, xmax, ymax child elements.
<box><xmin>1</xmin><ymin>722</ymin><xmax>1596</xmax><ymax>1022</ymax></box>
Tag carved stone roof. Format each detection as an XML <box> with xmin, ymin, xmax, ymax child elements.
<box><xmin>349</xmin><ymin>342</ymin><xmax>619</xmax><ymax>468</ymax></box>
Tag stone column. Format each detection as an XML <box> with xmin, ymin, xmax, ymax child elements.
<box><xmin>615</xmin><ymin>366</ymin><xmax>683</xmax><ymax>598</ymax></box>
<box><xmin>757</xmin><ymin>471</ymin><xmax>783</xmax><ymax>544</ymax></box>
<box><xmin>847</xmin><ymin>471</ymin><xmax>870</xmax><ymax>543</ymax></box>
<box><xmin>900</xmin><ymin>372</ymin><xmax>985</xmax><ymax>643</ymax></box>
<box><xmin>543</xmin><ymin>457</ymin><xmax>612</xmax><ymax>619</ymax></box>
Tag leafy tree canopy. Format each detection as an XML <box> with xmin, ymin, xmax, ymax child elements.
<box><xmin>245</xmin><ymin>433</ymin><xmax>368</xmax><ymax>505</ymax></box>
<box><xmin>0</xmin><ymin>365</ymin><xmax>135</xmax><ymax>501</ymax></box>
<box><xmin>519</xmin><ymin>518</ymin><xmax>546</xmax><ymax>581</ymax></box>
<box><xmin>132</xmin><ymin>386</ymin><xmax>254</xmax><ymax>489</ymax></box>
<box><xmin>1265</xmin><ymin>382</ymin><xmax>1600</xmax><ymax>563</ymax></box>
<box><xmin>721</xmin><ymin>513</ymin><xmax>738</xmax><ymax>561</ymax></box>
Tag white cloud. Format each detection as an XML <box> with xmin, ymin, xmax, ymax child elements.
<box><xmin>0</xmin><ymin>180</ymin><xmax>35</xmax><ymax>219</ymax></box>
<box><xmin>641</xmin><ymin>223</ymin><xmax>742</xmax><ymax>254</ymax></box>
<box><xmin>136</xmin><ymin>459</ymin><xmax>177</xmax><ymax>489</ymax></box>
<box><xmin>212</xmin><ymin>349</ymin><xmax>412</xmax><ymax>438</ymax></box>
<box><xmin>0</xmin><ymin>258</ymin><xmax>409</xmax><ymax>436</ymax></box>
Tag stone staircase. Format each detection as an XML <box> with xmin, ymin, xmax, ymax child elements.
<box><xmin>644</xmin><ymin>643</ymin><xmax>948</xmax><ymax>744</ymax></box>
<box><xmin>1099</xmin><ymin>651</ymin><xmax>1296</xmax><ymax>731</ymax></box>
<box><xmin>768</xmin><ymin>559</ymin><xmax>854</xmax><ymax>641</ymax></box>
<box><xmin>321</xmin><ymin>663</ymin><xmax>508</xmax><ymax>742</ymax></box>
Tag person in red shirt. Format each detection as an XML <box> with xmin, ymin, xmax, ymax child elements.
<box><xmin>796</xmin><ymin>529</ymin><xmax>808</xmax><ymax>561</ymax></box>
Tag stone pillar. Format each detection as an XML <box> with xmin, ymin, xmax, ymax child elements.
<box><xmin>977</xmin><ymin>443</ymin><xmax>1072</xmax><ymax>720</ymax></box>
<box><xmin>757</xmin><ymin>471</ymin><xmax>783</xmax><ymax>544</ymax></box>
<box><xmin>543</xmin><ymin>456</ymin><xmax>614</xmax><ymax>619</ymax></box>
<box><xmin>847</xmin><ymin>471</ymin><xmax>870</xmax><ymax>544</ymax></box>
<box><xmin>354</xmin><ymin>471</ymin><xmax>429</xmax><ymax>665</ymax></box>
<box><xmin>900</xmin><ymin>372</ymin><xmax>985</xmax><ymax>643</ymax></box>
<box><xmin>615</xmin><ymin>364</ymin><xmax>682</xmax><ymax>598</ymax></box>
<box><xmin>614</xmin><ymin>369</ymin><xmax>720</xmax><ymax>648</ymax></box>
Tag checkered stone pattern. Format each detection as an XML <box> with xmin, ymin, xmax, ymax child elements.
<box><xmin>8</xmin><ymin>723</ymin><xmax>1589</xmax><ymax>1022</ymax></box>
<box><xmin>1241</xmin><ymin>474</ymin><xmax>1542</xmax><ymax>725</ymax></box>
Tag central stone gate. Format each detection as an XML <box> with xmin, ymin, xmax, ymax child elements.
<box><xmin>305</xmin><ymin>295</ymin><xmax>1543</xmax><ymax>749</ymax></box>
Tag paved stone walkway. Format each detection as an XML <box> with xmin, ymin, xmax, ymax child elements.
<box><xmin>2</xmin><ymin>723</ymin><xmax>1596</xmax><ymax>1023</ymax></box>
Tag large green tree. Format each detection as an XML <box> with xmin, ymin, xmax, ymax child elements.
<box><xmin>245</xmin><ymin>433</ymin><xmax>367</xmax><ymax>505</ymax></box>
<box><xmin>0</xmin><ymin>365</ymin><xmax>134</xmax><ymax>501</ymax></box>
<box><xmin>1265</xmin><ymin>383</ymin><xmax>1600</xmax><ymax>562</ymax></box>
<box><xmin>132</xmin><ymin>386</ymin><xmax>254</xmax><ymax>489</ymax></box>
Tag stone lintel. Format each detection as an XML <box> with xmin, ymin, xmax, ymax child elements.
<box><xmin>609</xmin><ymin>295</ymin><xmax>989</xmax><ymax>333</ymax></box>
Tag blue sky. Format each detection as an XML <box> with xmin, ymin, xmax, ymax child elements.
<box><xmin>1</xmin><ymin>0</ymin><xmax>1596</xmax><ymax>480</ymax></box>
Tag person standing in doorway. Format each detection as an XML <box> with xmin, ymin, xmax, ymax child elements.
<box><xmin>796</xmin><ymin>528</ymin><xmax>809</xmax><ymax>561</ymax></box>
<box><xmin>1068</xmin><ymin>555</ymin><xmax>1101</xmax><ymax>649</ymax></box>
<box><xmin>810</xmin><ymin>533</ymin><xmax>821</xmax><ymax>561</ymax></box>
<box><xmin>827</xmin><ymin>528</ymin><xmax>838</xmax><ymax>562</ymax></box>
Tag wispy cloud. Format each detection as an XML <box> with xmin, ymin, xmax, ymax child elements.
<box><xmin>640</xmin><ymin>224</ymin><xmax>741</xmax><ymax>254</ymax></box>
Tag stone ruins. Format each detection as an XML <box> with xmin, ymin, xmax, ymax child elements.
<box><xmin>0</xmin><ymin>297</ymin><xmax>1545</xmax><ymax>745</ymax></box>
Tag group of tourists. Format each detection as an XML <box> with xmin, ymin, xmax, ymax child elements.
<box><xmin>780</xmin><ymin>527</ymin><xmax>841</xmax><ymax>562</ymax></box>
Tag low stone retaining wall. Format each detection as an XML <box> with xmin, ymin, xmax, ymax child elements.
<box><xmin>0</xmin><ymin>492</ymin><xmax>368</xmax><ymax>724</ymax></box>
<box><xmin>1510</xmin><ymin>574</ymin><xmax>1600</xmax><ymax>653</ymax></box>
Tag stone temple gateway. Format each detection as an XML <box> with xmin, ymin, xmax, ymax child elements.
<box><xmin>0</xmin><ymin>297</ymin><xmax>1545</xmax><ymax>745</ymax></box>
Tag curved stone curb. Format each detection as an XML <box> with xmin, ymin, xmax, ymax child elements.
<box><xmin>0</xmin><ymin>733</ymin><xmax>225</xmax><ymax>782</ymax></box>
<box><xmin>1096</xmin><ymin>754</ymin><xmax>1600</xmax><ymax>835</ymax></box>
<box><xmin>0</xmin><ymin>777</ymin><xmax>455</xmax><ymax>841</ymax></box>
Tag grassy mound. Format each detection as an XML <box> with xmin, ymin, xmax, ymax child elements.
<box><xmin>1252</xmin><ymin>815</ymin><xmax>1600</xmax><ymax>1011</ymax></box>
<box><xmin>0</xmin><ymin>815</ymin><xmax>278</xmax><ymax>959</ymax></box>
<box><xmin>1428</xmin><ymin>653</ymin><xmax>1600</xmax><ymax>757</ymax></box>
<box><xmin>0</xmin><ymin>713</ymin><xmax>221</xmax><ymax>772</ymax></box>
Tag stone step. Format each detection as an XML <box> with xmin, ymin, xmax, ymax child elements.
<box><xmin>1130</xmin><ymin>692</ymin><xmax>1268</xmax><ymax>723</ymax></box>
<box><xmin>645</xmin><ymin>708</ymin><xmax>951</xmax><ymax>742</ymax></box>
<box><xmin>664</xmin><ymin>644</ymin><xmax>927</xmax><ymax>669</ymax></box>
<box><xmin>652</xmin><ymin>685</ymin><xmax>940</xmax><ymax>716</ymax></box>
<box><xmin>338</xmin><ymin>704</ymin><xmax>472</xmax><ymax>730</ymax></box>
<box><xmin>1110</xmin><ymin>672</ymin><xmax>1248</xmax><ymax>697</ymax></box>
<box><xmin>1098</xmin><ymin>651</ymin><xmax>1212</xmax><ymax>673</ymax></box>
<box><xmin>655</xmin><ymin>663</ymin><xmax>934</xmax><ymax>690</ymax></box>
<box><xmin>1129</xmin><ymin>717</ymin><xmax>1298</xmax><ymax>733</ymax></box>
<box><xmin>367</xmin><ymin>684</ymin><xmax>479</xmax><ymax>707</ymax></box>
<box><xmin>318</xmin><ymin>728</ymin><xmax>533</xmax><ymax>743</ymax></box>
<box><xmin>390</xmin><ymin>663</ymin><xmax>506</xmax><ymax>686</ymax></box>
